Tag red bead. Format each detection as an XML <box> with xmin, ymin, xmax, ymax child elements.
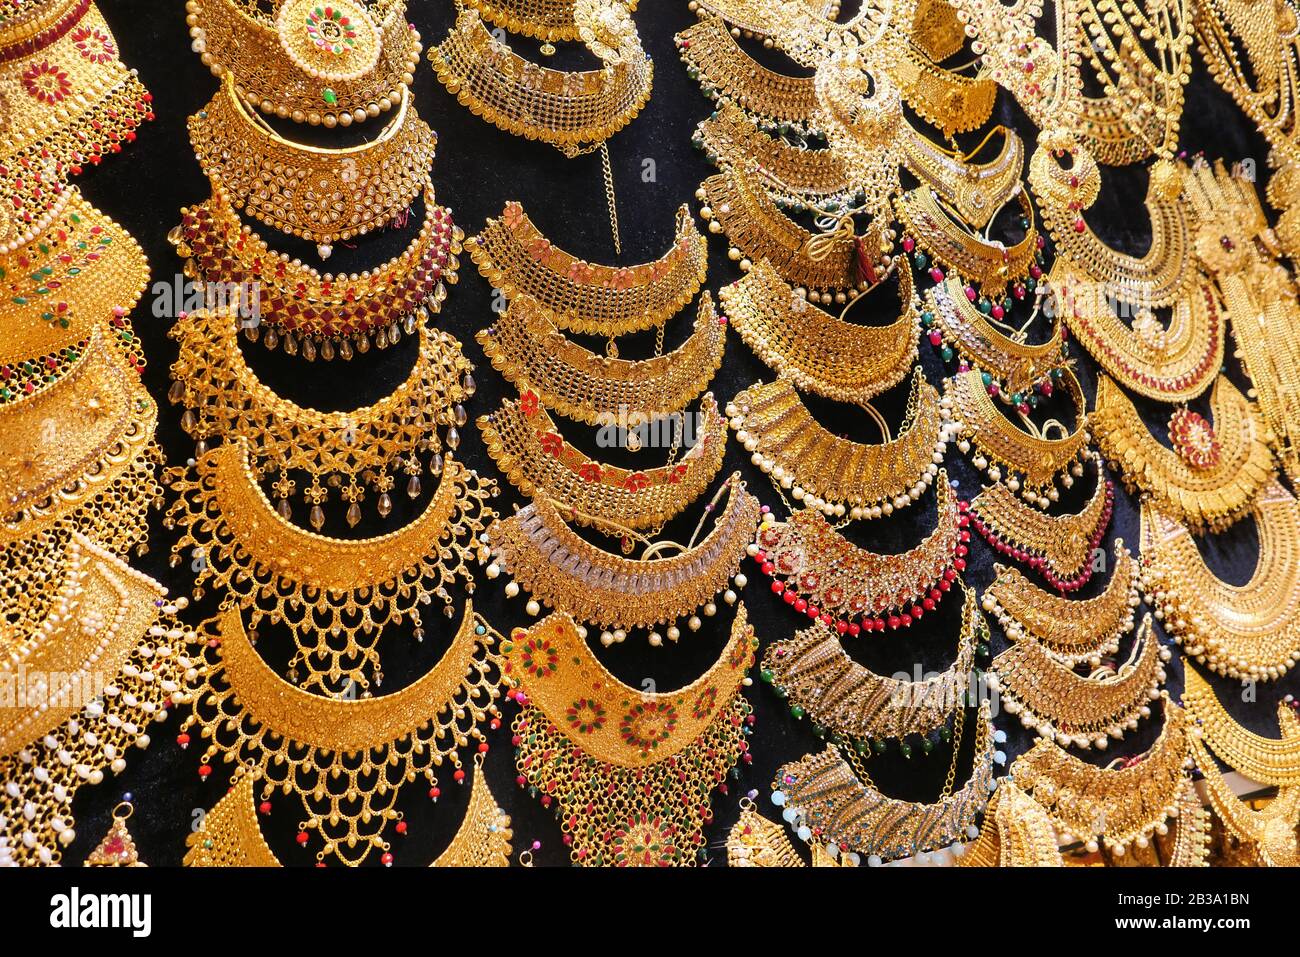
<box><xmin>296</xmin><ymin>832</ymin><xmax>309</xmax><ymax>845</ymax></box>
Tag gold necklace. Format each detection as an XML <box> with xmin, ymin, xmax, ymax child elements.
<box><xmin>720</xmin><ymin>257</ymin><xmax>919</xmax><ymax>404</ymax></box>
<box><xmin>694</xmin><ymin>104</ymin><xmax>854</xmax><ymax>213</ymax></box>
<box><xmin>164</xmin><ymin>439</ymin><xmax>496</xmax><ymax>694</ymax></box>
<box><xmin>431</xmin><ymin>1</ymin><xmax>653</xmax><ymax>251</ymax></box>
<box><xmin>184</xmin><ymin>757</ymin><xmax>513</xmax><ymax>867</ymax></box>
<box><xmin>896</xmin><ymin>183</ymin><xmax>1041</xmax><ymax>296</ymax></box>
<box><xmin>479</xmin><ymin>391</ymin><xmax>727</xmax><ymax>533</ymax></box>
<box><xmin>958</xmin><ymin>779</ymin><xmax>1064</xmax><ymax>866</ymax></box>
<box><xmin>172</xmin><ymin>181</ymin><xmax>462</xmax><ymax>358</ymax></box>
<box><xmin>945</xmin><ymin>366</ymin><xmax>1091</xmax><ymax>502</ymax></box>
<box><xmin>431</xmin><ymin>1</ymin><xmax>652</xmax><ymax>157</ymax></box>
<box><xmin>1</xmin><ymin>323</ymin><xmax>163</xmax><ymax>553</ymax></box>
<box><xmin>0</xmin><ymin>0</ymin><xmax>153</xmax><ymax>181</ymax></box>
<box><xmin>1012</xmin><ymin>695</ymin><xmax>1192</xmax><ymax>855</ymax></box>
<box><xmin>901</xmin><ymin>124</ymin><xmax>1026</xmax><ymax>231</ymax></box>
<box><xmin>1050</xmin><ymin>262</ymin><xmax>1224</xmax><ymax>403</ymax></box>
<box><xmin>1185</xmin><ymin>157</ymin><xmax>1300</xmax><ymax>488</ymax></box>
<box><xmin>467</xmin><ymin>201</ymin><xmax>707</xmax><ymax>337</ymax></box>
<box><xmin>477</xmin><ymin>292</ymin><xmax>725</xmax><ymax>426</ymax></box>
<box><xmin>699</xmin><ymin>164</ymin><xmax>868</xmax><ymax>299</ymax></box>
<box><xmin>168</xmin><ymin>306</ymin><xmax>473</xmax><ymax>527</ymax></box>
<box><xmin>990</xmin><ymin>613</ymin><xmax>1168</xmax><ymax>749</ymax></box>
<box><xmin>772</xmin><ymin>701</ymin><xmax>1001</xmax><ymax>863</ymax></box>
<box><xmin>465</xmin><ymin>0</ymin><xmax>639</xmax><ymax>42</ymax></box>
<box><xmin>1190</xmin><ymin>733</ymin><xmax>1300</xmax><ymax>866</ymax></box>
<box><xmin>184</xmin><ymin>0</ymin><xmax>421</xmax><ymax>128</ymax></box>
<box><xmin>676</xmin><ymin>13</ymin><xmax>820</xmax><ymax>133</ymax></box>
<box><xmin>1197</xmin><ymin>0</ymin><xmax>1300</xmax><ymax>167</ymax></box>
<box><xmin>981</xmin><ymin>539</ymin><xmax>1140</xmax><ymax>666</ymax></box>
<box><xmin>923</xmin><ymin>275</ymin><xmax>1066</xmax><ymax>397</ymax></box>
<box><xmin>189</xmin><ymin>74</ymin><xmax>436</xmax><ymax>257</ymax></box>
<box><xmin>728</xmin><ymin>371</ymin><xmax>949</xmax><ymax>519</ymax></box>
<box><xmin>1141</xmin><ymin>480</ymin><xmax>1300</xmax><ymax>683</ymax></box>
<box><xmin>1182</xmin><ymin>665</ymin><xmax>1300</xmax><ymax>786</ymax></box>
<box><xmin>485</xmin><ymin>474</ymin><xmax>761</xmax><ymax>643</ymax></box>
<box><xmin>177</xmin><ymin>602</ymin><xmax>506</xmax><ymax>866</ymax></box>
<box><xmin>1029</xmin><ymin>137</ymin><xmax>1194</xmax><ymax>307</ymax></box>
<box><xmin>1092</xmin><ymin>373</ymin><xmax>1277</xmax><ymax>533</ymax></box>
<box><xmin>760</xmin><ymin>582</ymin><xmax>981</xmax><ymax>743</ymax></box>
<box><xmin>752</xmin><ymin>472</ymin><xmax>966</xmax><ymax>634</ymax></box>
<box><xmin>0</xmin><ymin>534</ymin><xmax>191</xmax><ymax>865</ymax></box>
<box><xmin>504</xmin><ymin>604</ymin><xmax>757</xmax><ymax>865</ymax></box>
<box><xmin>967</xmin><ymin>451</ymin><xmax>1114</xmax><ymax>591</ymax></box>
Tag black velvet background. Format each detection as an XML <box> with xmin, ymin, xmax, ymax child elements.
<box><xmin>48</xmin><ymin>0</ymin><xmax>1300</xmax><ymax>866</ymax></box>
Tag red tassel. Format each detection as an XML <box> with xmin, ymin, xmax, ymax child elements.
<box><xmin>854</xmin><ymin>236</ymin><xmax>877</xmax><ymax>286</ymax></box>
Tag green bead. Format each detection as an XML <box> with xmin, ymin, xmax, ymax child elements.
<box><xmin>913</xmin><ymin>252</ymin><xmax>928</xmax><ymax>270</ymax></box>
<box><xmin>790</xmin><ymin>704</ymin><xmax>805</xmax><ymax>719</ymax></box>
<box><xmin>940</xmin><ymin>346</ymin><xmax>954</xmax><ymax>362</ymax></box>
<box><xmin>899</xmin><ymin>742</ymin><xmax>913</xmax><ymax>759</ymax></box>
<box><xmin>939</xmin><ymin>725</ymin><xmax>952</xmax><ymax>742</ymax></box>
<box><xmin>921</xmin><ymin>739</ymin><xmax>935</xmax><ymax>755</ymax></box>
<box><xmin>759</xmin><ymin>667</ymin><xmax>775</xmax><ymax>683</ymax></box>
<box><xmin>872</xmin><ymin>738</ymin><xmax>887</xmax><ymax>754</ymax></box>
<box><xmin>981</xmin><ymin>371</ymin><xmax>993</xmax><ymax>387</ymax></box>
<box><xmin>920</xmin><ymin>310</ymin><xmax>934</xmax><ymax>327</ymax></box>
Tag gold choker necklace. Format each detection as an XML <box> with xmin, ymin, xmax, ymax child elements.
<box><xmin>185</xmin><ymin>0</ymin><xmax>421</xmax><ymax>128</ymax></box>
<box><xmin>752</xmin><ymin>472</ymin><xmax>966</xmax><ymax>634</ymax></box>
<box><xmin>467</xmin><ymin>202</ymin><xmax>707</xmax><ymax>337</ymax></box>
<box><xmin>772</xmin><ymin>701</ymin><xmax>1001</xmax><ymax>863</ymax></box>
<box><xmin>676</xmin><ymin>13</ymin><xmax>820</xmax><ymax>133</ymax></box>
<box><xmin>189</xmin><ymin>75</ymin><xmax>436</xmax><ymax>256</ymax></box>
<box><xmin>1182</xmin><ymin>666</ymin><xmax>1300</xmax><ymax>787</ymax></box>
<box><xmin>479</xmin><ymin>391</ymin><xmax>726</xmax><ymax>533</ymax></box>
<box><xmin>896</xmin><ymin>184</ymin><xmax>1041</xmax><ymax>296</ymax></box>
<box><xmin>990</xmin><ymin>613</ymin><xmax>1168</xmax><ymax>749</ymax></box>
<box><xmin>981</xmin><ymin>539</ymin><xmax>1140</xmax><ymax>666</ymax></box>
<box><xmin>485</xmin><ymin>474</ymin><xmax>761</xmax><ymax>643</ymax></box>
<box><xmin>1</xmin><ymin>323</ymin><xmax>163</xmax><ymax>554</ymax></box>
<box><xmin>761</xmin><ymin>583</ymin><xmax>981</xmax><ymax>744</ymax></box>
<box><xmin>695</xmin><ymin>106</ymin><xmax>853</xmax><ymax>211</ymax></box>
<box><xmin>1012</xmin><ymin>696</ymin><xmax>1192</xmax><ymax>855</ymax></box>
<box><xmin>504</xmin><ymin>605</ymin><xmax>756</xmax><ymax>865</ymax></box>
<box><xmin>698</xmin><ymin>164</ymin><xmax>871</xmax><ymax>298</ymax></box>
<box><xmin>184</xmin><ymin>758</ymin><xmax>512</xmax><ymax>867</ymax></box>
<box><xmin>0</xmin><ymin>0</ymin><xmax>153</xmax><ymax>180</ymax></box>
<box><xmin>923</xmin><ymin>276</ymin><xmax>1066</xmax><ymax>398</ymax></box>
<box><xmin>168</xmin><ymin>306</ymin><xmax>473</xmax><ymax>527</ymax></box>
<box><xmin>465</xmin><ymin>0</ymin><xmax>639</xmax><ymax>42</ymax></box>
<box><xmin>1141</xmin><ymin>480</ymin><xmax>1300</xmax><ymax>683</ymax></box>
<box><xmin>176</xmin><ymin>602</ymin><xmax>506</xmax><ymax>866</ymax></box>
<box><xmin>1093</xmin><ymin>373</ymin><xmax>1277</xmax><ymax>533</ymax></box>
<box><xmin>966</xmin><ymin>451</ymin><xmax>1114</xmax><ymax>591</ymax></box>
<box><xmin>164</xmin><ymin>439</ymin><xmax>496</xmax><ymax>694</ymax></box>
<box><xmin>1029</xmin><ymin>136</ymin><xmax>1194</xmax><ymax>308</ymax></box>
<box><xmin>477</xmin><ymin>292</ymin><xmax>725</xmax><ymax>426</ymax></box>
<box><xmin>727</xmin><ymin>371</ymin><xmax>950</xmax><ymax>518</ymax></box>
<box><xmin>720</xmin><ymin>257</ymin><xmax>918</xmax><ymax>404</ymax></box>
<box><xmin>173</xmin><ymin>182</ymin><xmax>462</xmax><ymax>357</ymax></box>
<box><xmin>431</xmin><ymin>2</ymin><xmax>652</xmax><ymax>157</ymax></box>
<box><xmin>946</xmin><ymin>366</ymin><xmax>1091</xmax><ymax>502</ymax></box>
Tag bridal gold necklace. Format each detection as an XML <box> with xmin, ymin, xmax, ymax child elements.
<box><xmin>504</xmin><ymin>605</ymin><xmax>757</xmax><ymax>865</ymax></box>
